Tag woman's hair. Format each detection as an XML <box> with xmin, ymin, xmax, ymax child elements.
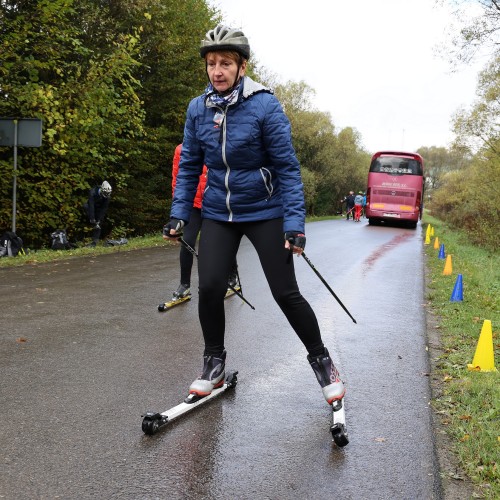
<box><xmin>204</xmin><ymin>50</ymin><xmax>246</xmax><ymax>66</ymax></box>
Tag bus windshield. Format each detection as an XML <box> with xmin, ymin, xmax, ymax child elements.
<box><xmin>369</xmin><ymin>156</ymin><xmax>423</xmax><ymax>176</ymax></box>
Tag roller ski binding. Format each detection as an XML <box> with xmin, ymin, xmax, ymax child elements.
<box><xmin>308</xmin><ymin>348</ymin><xmax>349</xmax><ymax>447</ymax></box>
<box><xmin>141</xmin><ymin>370</ymin><xmax>238</xmax><ymax>435</ymax></box>
<box><xmin>158</xmin><ymin>283</ymin><xmax>191</xmax><ymax>312</ymax></box>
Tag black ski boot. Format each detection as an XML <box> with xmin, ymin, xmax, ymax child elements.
<box><xmin>189</xmin><ymin>351</ymin><xmax>226</xmax><ymax>397</ymax></box>
<box><xmin>307</xmin><ymin>348</ymin><xmax>346</xmax><ymax>404</ymax></box>
<box><xmin>172</xmin><ymin>283</ymin><xmax>191</xmax><ymax>300</ymax></box>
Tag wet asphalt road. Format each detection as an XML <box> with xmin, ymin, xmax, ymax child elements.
<box><xmin>0</xmin><ymin>219</ymin><xmax>440</xmax><ymax>499</ymax></box>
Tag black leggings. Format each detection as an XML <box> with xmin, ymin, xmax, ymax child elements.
<box><xmin>197</xmin><ymin>218</ymin><xmax>325</xmax><ymax>357</ymax></box>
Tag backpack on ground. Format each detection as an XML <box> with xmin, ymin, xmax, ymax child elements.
<box><xmin>51</xmin><ymin>229</ymin><xmax>75</xmax><ymax>250</ymax></box>
<box><xmin>0</xmin><ymin>231</ymin><xmax>25</xmax><ymax>257</ymax></box>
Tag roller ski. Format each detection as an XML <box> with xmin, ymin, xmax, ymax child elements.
<box><xmin>308</xmin><ymin>348</ymin><xmax>349</xmax><ymax>447</ymax></box>
<box><xmin>331</xmin><ymin>397</ymin><xmax>349</xmax><ymax>447</ymax></box>
<box><xmin>158</xmin><ymin>283</ymin><xmax>191</xmax><ymax>312</ymax></box>
<box><xmin>142</xmin><ymin>351</ymin><xmax>237</xmax><ymax>435</ymax></box>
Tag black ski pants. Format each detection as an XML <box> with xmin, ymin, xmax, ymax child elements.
<box><xmin>181</xmin><ymin>208</ymin><xmax>238</xmax><ymax>286</ymax></box>
<box><xmin>197</xmin><ymin>217</ymin><xmax>325</xmax><ymax>357</ymax></box>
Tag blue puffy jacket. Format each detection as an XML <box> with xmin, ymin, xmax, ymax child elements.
<box><xmin>171</xmin><ymin>76</ymin><xmax>306</xmax><ymax>233</ymax></box>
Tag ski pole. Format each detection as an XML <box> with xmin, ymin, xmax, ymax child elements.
<box><xmin>300</xmin><ymin>251</ymin><xmax>357</xmax><ymax>324</ymax></box>
<box><xmin>178</xmin><ymin>237</ymin><xmax>256</xmax><ymax>310</ymax></box>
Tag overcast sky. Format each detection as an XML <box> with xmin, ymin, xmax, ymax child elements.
<box><xmin>208</xmin><ymin>0</ymin><xmax>486</xmax><ymax>153</ymax></box>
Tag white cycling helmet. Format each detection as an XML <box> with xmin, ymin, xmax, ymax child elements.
<box><xmin>100</xmin><ymin>180</ymin><xmax>112</xmax><ymax>198</ymax></box>
<box><xmin>200</xmin><ymin>25</ymin><xmax>250</xmax><ymax>60</ymax></box>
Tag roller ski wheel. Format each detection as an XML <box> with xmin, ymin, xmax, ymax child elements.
<box><xmin>141</xmin><ymin>370</ymin><xmax>238</xmax><ymax>435</ymax></box>
<box><xmin>142</xmin><ymin>412</ymin><xmax>168</xmax><ymax>435</ymax></box>
<box><xmin>330</xmin><ymin>398</ymin><xmax>349</xmax><ymax>447</ymax></box>
<box><xmin>157</xmin><ymin>295</ymin><xmax>191</xmax><ymax>312</ymax></box>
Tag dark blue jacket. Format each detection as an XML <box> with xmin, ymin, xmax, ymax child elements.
<box><xmin>85</xmin><ymin>186</ymin><xmax>109</xmax><ymax>223</ymax></box>
<box><xmin>171</xmin><ymin>76</ymin><xmax>306</xmax><ymax>233</ymax></box>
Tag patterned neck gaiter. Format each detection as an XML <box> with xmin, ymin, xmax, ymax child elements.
<box><xmin>205</xmin><ymin>79</ymin><xmax>242</xmax><ymax>108</ymax></box>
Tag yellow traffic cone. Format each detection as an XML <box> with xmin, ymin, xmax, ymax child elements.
<box><xmin>467</xmin><ymin>320</ymin><xmax>497</xmax><ymax>372</ymax></box>
<box><xmin>433</xmin><ymin>236</ymin><xmax>439</xmax><ymax>250</ymax></box>
<box><xmin>425</xmin><ymin>224</ymin><xmax>431</xmax><ymax>244</ymax></box>
<box><xmin>430</xmin><ymin>226</ymin><xmax>434</xmax><ymax>237</ymax></box>
<box><xmin>443</xmin><ymin>255</ymin><xmax>453</xmax><ymax>275</ymax></box>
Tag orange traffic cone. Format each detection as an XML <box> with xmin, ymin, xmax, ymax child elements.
<box><xmin>443</xmin><ymin>255</ymin><xmax>453</xmax><ymax>275</ymax></box>
<box><xmin>467</xmin><ymin>320</ymin><xmax>497</xmax><ymax>372</ymax></box>
<box><xmin>433</xmin><ymin>237</ymin><xmax>439</xmax><ymax>250</ymax></box>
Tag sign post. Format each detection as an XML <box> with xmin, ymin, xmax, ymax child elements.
<box><xmin>0</xmin><ymin>118</ymin><xmax>43</xmax><ymax>232</ymax></box>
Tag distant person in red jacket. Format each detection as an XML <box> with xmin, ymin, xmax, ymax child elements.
<box><xmin>354</xmin><ymin>191</ymin><xmax>364</xmax><ymax>222</ymax></box>
<box><xmin>170</xmin><ymin>144</ymin><xmax>238</xmax><ymax>301</ymax></box>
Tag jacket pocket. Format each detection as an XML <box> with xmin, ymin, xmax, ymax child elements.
<box><xmin>259</xmin><ymin>168</ymin><xmax>274</xmax><ymax>199</ymax></box>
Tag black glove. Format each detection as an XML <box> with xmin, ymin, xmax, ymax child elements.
<box><xmin>163</xmin><ymin>218</ymin><xmax>185</xmax><ymax>238</ymax></box>
<box><xmin>285</xmin><ymin>231</ymin><xmax>306</xmax><ymax>250</ymax></box>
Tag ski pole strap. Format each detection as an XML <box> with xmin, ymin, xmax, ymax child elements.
<box><xmin>284</xmin><ymin>232</ymin><xmax>306</xmax><ymax>250</ymax></box>
<box><xmin>163</xmin><ymin>218</ymin><xmax>185</xmax><ymax>238</ymax></box>
<box><xmin>285</xmin><ymin>232</ymin><xmax>306</xmax><ymax>263</ymax></box>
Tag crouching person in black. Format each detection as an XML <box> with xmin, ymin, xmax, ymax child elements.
<box><xmin>83</xmin><ymin>181</ymin><xmax>112</xmax><ymax>247</ymax></box>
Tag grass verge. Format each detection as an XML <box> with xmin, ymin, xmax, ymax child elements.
<box><xmin>0</xmin><ymin>216</ymin><xmax>346</xmax><ymax>268</ymax></box>
<box><xmin>0</xmin><ymin>233</ymin><xmax>174</xmax><ymax>267</ymax></box>
<box><xmin>423</xmin><ymin>214</ymin><xmax>499</xmax><ymax>499</ymax></box>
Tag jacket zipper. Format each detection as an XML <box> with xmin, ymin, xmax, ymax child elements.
<box><xmin>218</xmin><ymin>106</ymin><xmax>233</xmax><ymax>222</ymax></box>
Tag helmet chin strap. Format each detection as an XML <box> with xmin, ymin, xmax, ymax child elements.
<box><xmin>218</xmin><ymin>76</ymin><xmax>242</xmax><ymax>96</ymax></box>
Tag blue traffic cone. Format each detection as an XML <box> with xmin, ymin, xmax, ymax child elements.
<box><xmin>450</xmin><ymin>274</ymin><xmax>463</xmax><ymax>302</ymax></box>
<box><xmin>438</xmin><ymin>243</ymin><xmax>446</xmax><ymax>259</ymax></box>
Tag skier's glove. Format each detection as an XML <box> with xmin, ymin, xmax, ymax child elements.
<box><xmin>163</xmin><ymin>218</ymin><xmax>185</xmax><ymax>238</ymax></box>
<box><xmin>285</xmin><ymin>231</ymin><xmax>306</xmax><ymax>250</ymax></box>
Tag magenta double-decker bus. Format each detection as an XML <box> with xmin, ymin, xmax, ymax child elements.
<box><xmin>365</xmin><ymin>151</ymin><xmax>424</xmax><ymax>229</ymax></box>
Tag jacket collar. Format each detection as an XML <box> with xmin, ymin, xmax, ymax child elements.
<box><xmin>241</xmin><ymin>76</ymin><xmax>272</xmax><ymax>99</ymax></box>
<box><xmin>205</xmin><ymin>76</ymin><xmax>272</xmax><ymax>108</ymax></box>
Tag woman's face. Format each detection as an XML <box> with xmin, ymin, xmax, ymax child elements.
<box><xmin>206</xmin><ymin>52</ymin><xmax>246</xmax><ymax>93</ymax></box>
